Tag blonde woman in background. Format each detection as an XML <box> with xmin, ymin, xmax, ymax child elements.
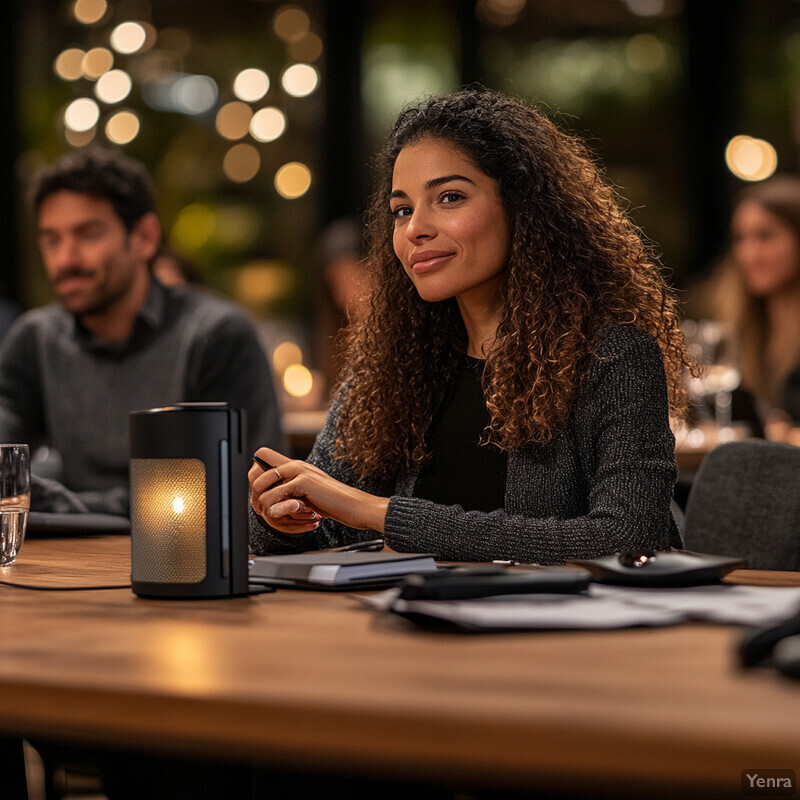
<box><xmin>711</xmin><ymin>176</ymin><xmax>800</xmax><ymax>444</ymax></box>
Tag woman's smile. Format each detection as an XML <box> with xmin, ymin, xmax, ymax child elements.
<box><xmin>409</xmin><ymin>249</ymin><xmax>456</xmax><ymax>272</ymax></box>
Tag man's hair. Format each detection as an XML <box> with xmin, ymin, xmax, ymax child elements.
<box><xmin>32</xmin><ymin>148</ymin><xmax>157</xmax><ymax>231</ymax></box>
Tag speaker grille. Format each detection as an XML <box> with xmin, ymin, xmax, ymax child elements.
<box><xmin>130</xmin><ymin>458</ymin><xmax>207</xmax><ymax>583</ymax></box>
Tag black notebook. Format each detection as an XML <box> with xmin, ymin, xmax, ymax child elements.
<box><xmin>249</xmin><ymin>551</ymin><xmax>438</xmax><ymax>587</ymax></box>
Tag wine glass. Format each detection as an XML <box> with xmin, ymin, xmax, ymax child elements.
<box><xmin>682</xmin><ymin>320</ymin><xmax>742</xmax><ymax>434</ymax></box>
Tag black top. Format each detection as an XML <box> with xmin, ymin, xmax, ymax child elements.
<box><xmin>413</xmin><ymin>355</ymin><xmax>508</xmax><ymax>512</ymax></box>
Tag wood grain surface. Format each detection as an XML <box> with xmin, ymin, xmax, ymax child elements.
<box><xmin>2</xmin><ymin>535</ymin><xmax>800</xmax><ymax>798</ymax></box>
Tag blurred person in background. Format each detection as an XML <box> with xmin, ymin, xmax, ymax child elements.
<box><xmin>0</xmin><ymin>147</ymin><xmax>284</xmax><ymax>515</ymax></box>
<box><xmin>249</xmin><ymin>88</ymin><xmax>693</xmax><ymax>564</ymax></box>
<box><xmin>704</xmin><ymin>175</ymin><xmax>800</xmax><ymax>445</ymax></box>
<box><xmin>314</xmin><ymin>217</ymin><xmax>370</xmax><ymax>391</ymax></box>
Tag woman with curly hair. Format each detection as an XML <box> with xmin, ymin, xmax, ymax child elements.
<box><xmin>249</xmin><ymin>88</ymin><xmax>691</xmax><ymax>564</ymax></box>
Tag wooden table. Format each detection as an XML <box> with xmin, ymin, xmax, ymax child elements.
<box><xmin>2</xmin><ymin>536</ymin><xmax>800</xmax><ymax>799</ymax></box>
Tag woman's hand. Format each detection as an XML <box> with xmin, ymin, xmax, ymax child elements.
<box><xmin>249</xmin><ymin>447</ymin><xmax>389</xmax><ymax>535</ymax></box>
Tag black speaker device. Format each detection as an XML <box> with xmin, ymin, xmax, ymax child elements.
<box><xmin>129</xmin><ymin>403</ymin><xmax>249</xmax><ymax>599</ymax></box>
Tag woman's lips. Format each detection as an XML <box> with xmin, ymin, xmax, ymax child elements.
<box><xmin>409</xmin><ymin>251</ymin><xmax>454</xmax><ymax>272</ymax></box>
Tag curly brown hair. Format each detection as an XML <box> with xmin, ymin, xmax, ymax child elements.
<box><xmin>334</xmin><ymin>88</ymin><xmax>691</xmax><ymax>480</ymax></box>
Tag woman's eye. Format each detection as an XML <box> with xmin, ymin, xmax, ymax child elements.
<box><xmin>441</xmin><ymin>191</ymin><xmax>464</xmax><ymax>204</ymax></box>
<box><xmin>391</xmin><ymin>206</ymin><xmax>411</xmax><ymax>219</ymax></box>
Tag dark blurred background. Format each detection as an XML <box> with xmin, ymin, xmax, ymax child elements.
<box><xmin>2</xmin><ymin>0</ymin><xmax>798</xmax><ymax>395</ymax></box>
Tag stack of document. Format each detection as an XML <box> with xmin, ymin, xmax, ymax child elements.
<box><xmin>249</xmin><ymin>551</ymin><xmax>437</xmax><ymax>590</ymax></box>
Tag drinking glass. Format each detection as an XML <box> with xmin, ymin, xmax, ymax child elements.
<box><xmin>0</xmin><ymin>444</ymin><xmax>31</xmax><ymax>566</ymax></box>
<box><xmin>682</xmin><ymin>320</ymin><xmax>742</xmax><ymax>431</ymax></box>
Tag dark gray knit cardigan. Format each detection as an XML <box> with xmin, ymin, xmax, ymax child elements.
<box><xmin>249</xmin><ymin>324</ymin><xmax>682</xmax><ymax>564</ymax></box>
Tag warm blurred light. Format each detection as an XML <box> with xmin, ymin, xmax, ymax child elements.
<box><xmin>172</xmin><ymin>203</ymin><xmax>217</xmax><ymax>253</ymax></box>
<box><xmin>625</xmin><ymin>33</ymin><xmax>666</xmax><ymax>71</ymax></box>
<box><xmin>624</xmin><ymin>0</ymin><xmax>665</xmax><ymax>15</ymax></box>
<box><xmin>250</xmin><ymin>107</ymin><xmax>286</xmax><ymax>142</ymax></box>
<box><xmin>273</xmin><ymin>5</ymin><xmax>311</xmax><ymax>42</ymax></box>
<box><xmin>223</xmin><ymin>143</ymin><xmax>261</xmax><ymax>183</ymax></box>
<box><xmin>105</xmin><ymin>110</ymin><xmax>140</xmax><ymax>144</ymax></box>
<box><xmin>726</xmin><ymin>135</ymin><xmax>778</xmax><ymax>182</ymax></box>
<box><xmin>65</xmin><ymin>127</ymin><xmax>96</xmax><ymax>147</ymax></box>
<box><xmin>281</xmin><ymin>64</ymin><xmax>318</xmax><ymax>97</ymax></box>
<box><xmin>232</xmin><ymin>261</ymin><xmax>295</xmax><ymax>307</ymax></box>
<box><xmin>138</xmin><ymin>22</ymin><xmax>158</xmax><ymax>53</ymax></box>
<box><xmin>73</xmin><ymin>0</ymin><xmax>107</xmax><ymax>24</ymax></box>
<box><xmin>288</xmin><ymin>32</ymin><xmax>323</xmax><ymax>63</ymax></box>
<box><xmin>283</xmin><ymin>364</ymin><xmax>313</xmax><ymax>397</ymax></box>
<box><xmin>54</xmin><ymin>48</ymin><xmax>85</xmax><ymax>81</ymax></box>
<box><xmin>82</xmin><ymin>47</ymin><xmax>114</xmax><ymax>79</ymax></box>
<box><xmin>111</xmin><ymin>21</ymin><xmax>147</xmax><ymax>54</ymax></box>
<box><xmin>64</xmin><ymin>97</ymin><xmax>100</xmax><ymax>132</ymax></box>
<box><xmin>149</xmin><ymin>627</ymin><xmax>218</xmax><ymax>693</ymax></box>
<box><xmin>272</xmin><ymin>341</ymin><xmax>303</xmax><ymax>374</ymax></box>
<box><xmin>173</xmin><ymin>75</ymin><xmax>218</xmax><ymax>114</ymax></box>
<box><xmin>216</xmin><ymin>101</ymin><xmax>253</xmax><ymax>140</ymax></box>
<box><xmin>274</xmin><ymin>162</ymin><xmax>312</xmax><ymax>199</ymax></box>
<box><xmin>233</xmin><ymin>68</ymin><xmax>270</xmax><ymax>102</ymax></box>
<box><xmin>476</xmin><ymin>0</ymin><xmax>526</xmax><ymax>26</ymax></box>
<box><xmin>95</xmin><ymin>69</ymin><xmax>132</xmax><ymax>103</ymax></box>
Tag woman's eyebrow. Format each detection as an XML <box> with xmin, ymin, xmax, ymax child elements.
<box><xmin>389</xmin><ymin>174</ymin><xmax>476</xmax><ymax>200</ymax></box>
<box><xmin>425</xmin><ymin>173</ymin><xmax>475</xmax><ymax>190</ymax></box>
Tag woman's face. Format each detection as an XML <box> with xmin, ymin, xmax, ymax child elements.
<box><xmin>390</xmin><ymin>138</ymin><xmax>511</xmax><ymax>308</ymax></box>
<box><xmin>731</xmin><ymin>200</ymin><xmax>800</xmax><ymax>297</ymax></box>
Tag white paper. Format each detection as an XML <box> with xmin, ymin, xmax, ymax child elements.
<box><xmin>375</xmin><ymin>584</ymin><xmax>800</xmax><ymax>630</ymax></box>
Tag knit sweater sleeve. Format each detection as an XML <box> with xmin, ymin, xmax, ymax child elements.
<box><xmin>247</xmin><ymin>390</ymin><xmax>394</xmax><ymax>555</ymax></box>
<box><xmin>384</xmin><ymin>326</ymin><xmax>680</xmax><ymax>564</ymax></box>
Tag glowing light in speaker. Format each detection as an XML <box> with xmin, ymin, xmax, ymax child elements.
<box><xmin>129</xmin><ymin>458</ymin><xmax>207</xmax><ymax>583</ymax></box>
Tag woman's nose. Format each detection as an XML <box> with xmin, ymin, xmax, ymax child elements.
<box><xmin>405</xmin><ymin>206</ymin><xmax>435</xmax><ymax>241</ymax></box>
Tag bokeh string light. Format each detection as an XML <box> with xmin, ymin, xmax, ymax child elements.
<box><xmin>725</xmin><ymin>135</ymin><xmax>778</xmax><ymax>182</ymax></box>
<box><xmin>54</xmin><ymin>0</ymin><xmax>321</xmax><ymax>192</ymax></box>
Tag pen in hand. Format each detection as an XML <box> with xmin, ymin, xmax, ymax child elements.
<box><xmin>252</xmin><ymin>454</ymin><xmax>275</xmax><ymax>472</ymax></box>
<box><xmin>252</xmin><ymin>454</ymin><xmax>311</xmax><ymax>518</ymax></box>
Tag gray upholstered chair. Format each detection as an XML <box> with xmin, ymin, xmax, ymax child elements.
<box><xmin>682</xmin><ymin>439</ymin><xmax>800</xmax><ymax>570</ymax></box>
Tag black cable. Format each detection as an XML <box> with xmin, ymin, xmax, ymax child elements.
<box><xmin>0</xmin><ymin>581</ymin><xmax>275</xmax><ymax>595</ymax></box>
<box><xmin>0</xmin><ymin>580</ymin><xmax>130</xmax><ymax>591</ymax></box>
